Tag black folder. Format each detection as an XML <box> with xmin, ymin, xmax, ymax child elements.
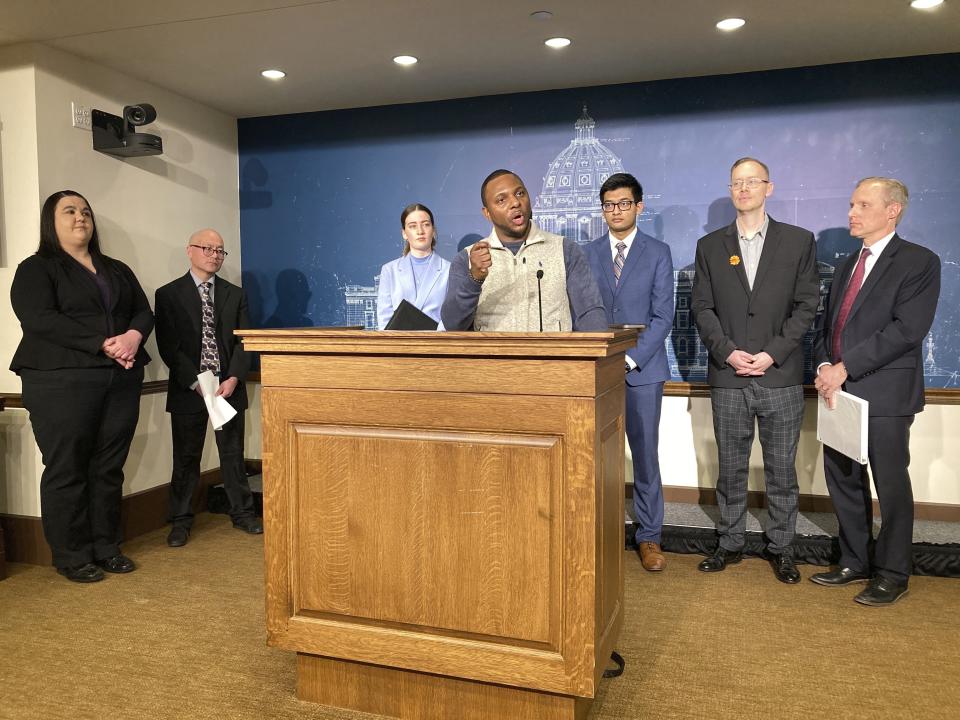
<box><xmin>384</xmin><ymin>299</ymin><xmax>439</xmax><ymax>330</ymax></box>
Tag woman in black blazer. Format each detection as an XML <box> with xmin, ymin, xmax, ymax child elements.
<box><xmin>10</xmin><ymin>190</ymin><xmax>154</xmax><ymax>582</ymax></box>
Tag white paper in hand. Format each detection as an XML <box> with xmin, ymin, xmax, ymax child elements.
<box><xmin>817</xmin><ymin>390</ymin><xmax>868</xmax><ymax>465</ymax></box>
<box><xmin>196</xmin><ymin>370</ymin><xmax>237</xmax><ymax>431</ymax></box>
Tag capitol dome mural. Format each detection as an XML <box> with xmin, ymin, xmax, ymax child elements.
<box><xmin>533</xmin><ymin>107</ymin><xmax>625</xmax><ymax>244</ymax></box>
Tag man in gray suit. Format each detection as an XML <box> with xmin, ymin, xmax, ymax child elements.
<box><xmin>692</xmin><ymin>158</ymin><xmax>819</xmax><ymax>583</ymax></box>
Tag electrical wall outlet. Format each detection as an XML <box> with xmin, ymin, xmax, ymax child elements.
<box><xmin>71</xmin><ymin>102</ymin><xmax>91</xmax><ymax>130</ymax></box>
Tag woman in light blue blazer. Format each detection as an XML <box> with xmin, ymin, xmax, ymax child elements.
<box><xmin>377</xmin><ymin>203</ymin><xmax>450</xmax><ymax>330</ymax></box>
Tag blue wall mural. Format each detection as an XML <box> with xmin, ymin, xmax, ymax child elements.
<box><xmin>238</xmin><ymin>54</ymin><xmax>960</xmax><ymax>387</ymax></box>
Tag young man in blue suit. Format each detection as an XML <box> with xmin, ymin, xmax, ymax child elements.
<box><xmin>585</xmin><ymin>173</ymin><xmax>675</xmax><ymax>571</ymax></box>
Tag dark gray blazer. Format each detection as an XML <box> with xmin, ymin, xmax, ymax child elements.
<box><xmin>813</xmin><ymin>234</ymin><xmax>940</xmax><ymax>417</ymax></box>
<box><xmin>154</xmin><ymin>272</ymin><xmax>250</xmax><ymax>414</ymax></box>
<box><xmin>692</xmin><ymin>216</ymin><xmax>819</xmax><ymax>388</ymax></box>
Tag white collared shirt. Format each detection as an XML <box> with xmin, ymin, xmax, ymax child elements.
<box><xmin>609</xmin><ymin>227</ymin><xmax>638</xmax><ymax>263</ymax></box>
<box><xmin>190</xmin><ymin>270</ymin><xmax>216</xmax><ymax>302</ymax></box>
<box><xmin>859</xmin><ymin>231</ymin><xmax>895</xmax><ymax>282</ymax></box>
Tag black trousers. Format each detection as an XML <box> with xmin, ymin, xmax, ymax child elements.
<box><xmin>168</xmin><ymin>409</ymin><xmax>253</xmax><ymax>528</ymax></box>
<box><xmin>824</xmin><ymin>415</ymin><xmax>915</xmax><ymax>584</ymax></box>
<box><xmin>21</xmin><ymin>366</ymin><xmax>143</xmax><ymax>568</ymax></box>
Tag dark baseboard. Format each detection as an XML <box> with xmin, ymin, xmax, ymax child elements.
<box><xmin>652</xmin><ymin>485</ymin><xmax>960</xmax><ymax>523</ymax></box>
<box><xmin>0</xmin><ymin>514</ymin><xmax>49</xmax><ymax>566</ymax></box>
<box><xmin>0</xmin><ymin>525</ymin><xmax>6</xmax><ymax>580</ymax></box>
<box><xmin>0</xmin><ymin>460</ymin><xmax>262</xmax><ymax>569</ymax></box>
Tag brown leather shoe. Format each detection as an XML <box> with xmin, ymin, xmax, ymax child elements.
<box><xmin>638</xmin><ymin>542</ymin><xmax>666</xmax><ymax>572</ymax></box>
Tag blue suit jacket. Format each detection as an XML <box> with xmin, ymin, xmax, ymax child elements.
<box><xmin>585</xmin><ymin>230</ymin><xmax>675</xmax><ymax>386</ymax></box>
<box><xmin>377</xmin><ymin>252</ymin><xmax>451</xmax><ymax>330</ymax></box>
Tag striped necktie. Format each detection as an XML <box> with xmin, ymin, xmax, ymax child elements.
<box><xmin>614</xmin><ymin>241</ymin><xmax>627</xmax><ymax>285</ymax></box>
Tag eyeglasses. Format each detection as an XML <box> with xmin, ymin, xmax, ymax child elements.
<box><xmin>190</xmin><ymin>245</ymin><xmax>228</xmax><ymax>258</ymax></box>
<box><xmin>601</xmin><ymin>199</ymin><xmax>638</xmax><ymax>212</ymax></box>
<box><xmin>728</xmin><ymin>178</ymin><xmax>770</xmax><ymax>190</ymax></box>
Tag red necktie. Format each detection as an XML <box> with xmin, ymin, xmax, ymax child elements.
<box><xmin>831</xmin><ymin>248</ymin><xmax>871</xmax><ymax>362</ymax></box>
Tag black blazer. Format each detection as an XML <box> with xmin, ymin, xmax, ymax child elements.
<box><xmin>154</xmin><ymin>272</ymin><xmax>250</xmax><ymax>414</ymax></box>
<box><xmin>692</xmin><ymin>216</ymin><xmax>819</xmax><ymax>388</ymax></box>
<box><xmin>10</xmin><ymin>253</ymin><xmax>153</xmax><ymax>373</ymax></box>
<box><xmin>814</xmin><ymin>234</ymin><xmax>940</xmax><ymax>417</ymax></box>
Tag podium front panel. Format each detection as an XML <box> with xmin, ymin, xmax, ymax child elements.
<box><xmin>245</xmin><ymin>334</ymin><xmax>632</xmax><ymax>704</ymax></box>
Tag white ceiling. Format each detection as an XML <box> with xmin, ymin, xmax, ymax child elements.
<box><xmin>2</xmin><ymin>0</ymin><xmax>959</xmax><ymax>119</ymax></box>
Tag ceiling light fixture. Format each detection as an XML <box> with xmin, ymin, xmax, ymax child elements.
<box><xmin>530</xmin><ymin>10</ymin><xmax>554</xmax><ymax>20</ymax></box>
<box><xmin>910</xmin><ymin>0</ymin><xmax>944</xmax><ymax>9</ymax></box>
<box><xmin>545</xmin><ymin>37</ymin><xmax>571</xmax><ymax>48</ymax></box>
<box><xmin>393</xmin><ymin>55</ymin><xmax>418</xmax><ymax>66</ymax></box>
<box><xmin>260</xmin><ymin>69</ymin><xmax>286</xmax><ymax>80</ymax></box>
<box><xmin>716</xmin><ymin>18</ymin><xmax>746</xmax><ymax>31</ymax></box>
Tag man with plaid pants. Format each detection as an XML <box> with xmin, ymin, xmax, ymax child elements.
<box><xmin>692</xmin><ymin>158</ymin><xmax>819</xmax><ymax>583</ymax></box>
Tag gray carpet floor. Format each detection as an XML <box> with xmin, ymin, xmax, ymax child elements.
<box><xmin>657</xmin><ymin>501</ymin><xmax>960</xmax><ymax>544</ymax></box>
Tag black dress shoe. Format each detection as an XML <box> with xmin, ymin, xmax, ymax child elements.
<box><xmin>96</xmin><ymin>554</ymin><xmax>136</xmax><ymax>574</ymax></box>
<box><xmin>57</xmin><ymin>563</ymin><xmax>105</xmax><ymax>583</ymax></box>
<box><xmin>167</xmin><ymin>526</ymin><xmax>190</xmax><ymax>547</ymax></box>
<box><xmin>698</xmin><ymin>547</ymin><xmax>743</xmax><ymax>573</ymax></box>
<box><xmin>809</xmin><ymin>567</ymin><xmax>871</xmax><ymax>587</ymax></box>
<box><xmin>769</xmin><ymin>553</ymin><xmax>801</xmax><ymax>584</ymax></box>
<box><xmin>232</xmin><ymin>517</ymin><xmax>264</xmax><ymax>534</ymax></box>
<box><xmin>854</xmin><ymin>576</ymin><xmax>909</xmax><ymax>607</ymax></box>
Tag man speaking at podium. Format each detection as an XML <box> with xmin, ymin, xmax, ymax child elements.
<box><xmin>441</xmin><ymin>169</ymin><xmax>607</xmax><ymax>332</ymax></box>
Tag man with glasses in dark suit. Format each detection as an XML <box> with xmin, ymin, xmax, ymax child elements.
<box><xmin>155</xmin><ymin>229</ymin><xmax>261</xmax><ymax>547</ymax></box>
<box><xmin>692</xmin><ymin>158</ymin><xmax>819</xmax><ymax>583</ymax></box>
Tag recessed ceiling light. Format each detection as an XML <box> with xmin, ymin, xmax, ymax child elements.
<box><xmin>393</xmin><ymin>55</ymin><xmax>418</xmax><ymax>66</ymax></box>
<box><xmin>910</xmin><ymin>0</ymin><xmax>943</xmax><ymax>9</ymax></box>
<box><xmin>716</xmin><ymin>18</ymin><xmax>746</xmax><ymax>31</ymax></box>
<box><xmin>260</xmin><ymin>69</ymin><xmax>286</xmax><ymax>80</ymax></box>
<box><xmin>545</xmin><ymin>37</ymin><xmax>571</xmax><ymax>49</ymax></box>
<box><xmin>530</xmin><ymin>10</ymin><xmax>554</xmax><ymax>20</ymax></box>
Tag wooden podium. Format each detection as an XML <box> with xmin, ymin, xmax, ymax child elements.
<box><xmin>238</xmin><ymin>328</ymin><xmax>637</xmax><ymax>719</ymax></box>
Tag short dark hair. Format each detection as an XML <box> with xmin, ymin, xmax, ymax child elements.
<box><xmin>599</xmin><ymin>173</ymin><xmax>643</xmax><ymax>203</ymax></box>
<box><xmin>400</xmin><ymin>202</ymin><xmax>436</xmax><ymax>256</ymax></box>
<box><xmin>730</xmin><ymin>157</ymin><xmax>770</xmax><ymax>178</ymax></box>
<box><xmin>37</xmin><ymin>190</ymin><xmax>103</xmax><ymax>259</ymax></box>
<box><xmin>480</xmin><ymin>169</ymin><xmax>518</xmax><ymax>208</ymax></box>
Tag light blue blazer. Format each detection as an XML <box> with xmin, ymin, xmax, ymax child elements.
<box><xmin>377</xmin><ymin>252</ymin><xmax>451</xmax><ymax>330</ymax></box>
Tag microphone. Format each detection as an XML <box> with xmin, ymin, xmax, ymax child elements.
<box><xmin>536</xmin><ymin>269</ymin><xmax>544</xmax><ymax>332</ymax></box>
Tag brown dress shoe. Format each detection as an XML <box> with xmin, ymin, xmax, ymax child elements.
<box><xmin>638</xmin><ymin>542</ymin><xmax>666</xmax><ymax>572</ymax></box>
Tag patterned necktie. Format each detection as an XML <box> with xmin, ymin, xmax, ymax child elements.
<box><xmin>614</xmin><ymin>241</ymin><xmax>627</xmax><ymax>285</ymax></box>
<box><xmin>199</xmin><ymin>281</ymin><xmax>221</xmax><ymax>374</ymax></box>
<box><xmin>831</xmin><ymin>248</ymin><xmax>871</xmax><ymax>362</ymax></box>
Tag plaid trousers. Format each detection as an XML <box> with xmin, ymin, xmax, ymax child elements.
<box><xmin>710</xmin><ymin>381</ymin><xmax>804</xmax><ymax>556</ymax></box>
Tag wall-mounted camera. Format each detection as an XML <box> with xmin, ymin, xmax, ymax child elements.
<box><xmin>92</xmin><ymin>103</ymin><xmax>163</xmax><ymax>157</ymax></box>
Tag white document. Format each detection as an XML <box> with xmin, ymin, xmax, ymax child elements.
<box><xmin>196</xmin><ymin>370</ymin><xmax>237</xmax><ymax>431</ymax></box>
<box><xmin>817</xmin><ymin>389</ymin><xmax>869</xmax><ymax>465</ymax></box>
